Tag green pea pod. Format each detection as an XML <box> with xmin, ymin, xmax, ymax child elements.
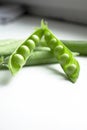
<box><xmin>1</xmin><ymin>39</ymin><xmax>87</xmax><ymax>56</ymax></box>
<box><xmin>8</xmin><ymin>27</ymin><xmax>44</xmax><ymax>75</ymax></box>
<box><xmin>0</xmin><ymin>39</ymin><xmax>22</xmax><ymax>56</ymax></box>
<box><xmin>41</xmin><ymin>20</ymin><xmax>80</xmax><ymax>83</ymax></box>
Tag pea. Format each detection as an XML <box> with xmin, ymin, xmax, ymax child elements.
<box><xmin>44</xmin><ymin>31</ymin><xmax>51</xmax><ymax>42</ymax></box>
<box><xmin>31</xmin><ymin>35</ymin><xmax>40</xmax><ymax>46</ymax></box>
<box><xmin>65</xmin><ymin>64</ymin><xmax>77</xmax><ymax>75</ymax></box>
<box><xmin>48</xmin><ymin>38</ymin><xmax>58</xmax><ymax>50</ymax></box>
<box><xmin>25</xmin><ymin>39</ymin><xmax>35</xmax><ymax>51</ymax></box>
<box><xmin>54</xmin><ymin>45</ymin><xmax>64</xmax><ymax>57</ymax></box>
<box><xmin>11</xmin><ymin>54</ymin><xmax>24</xmax><ymax>68</ymax></box>
<box><xmin>17</xmin><ymin>45</ymin><xmax>30</xmax><ymax>59</ymax></box>
<box><xmin>59</xmin><ymin>53</ymin><xmax>70</xmax><ymax>65</ymax></box>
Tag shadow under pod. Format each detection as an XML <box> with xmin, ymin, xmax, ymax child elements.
<box><xmin>44</xmin><ymin>65</ymin><xmax>67</xmax><ymax>80</ymax></box>
<box><xmin>0</xmin><ymin>70</ymin><xmax>12</xmax><ymax>86</ymax></box>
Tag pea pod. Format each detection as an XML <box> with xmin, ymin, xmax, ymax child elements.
<box><xmin>1</xmin><ymin>39</ymin><xmax>87</xmax><ymax>56</ymax></box>
<box><xmin>0</xmin><ymin>50</ymin><xmax>58</xmax><ymax>70</ymax></box>
<box><xmin>1</xmin><ymin>20</ymin><xmax>80</xmax><ymax>82</ymax></box>
<box><xmin>62</xmin><ymin>40</ymin><xmax>87</xmax><ymax>55</ymax></box>
<box><xmin>42</xmin><ymin>21</ymin><xmax>80</xmax><ymax>82</ymax></box>
<box><xmin>8</xmin><ymin>27</ymin><xmax>44</xmax><ymax>75</ymax></box>
<box><xmin>0</xmin><ymin>39</ymin><xmax>22</xmax><ymax>56</ymax></box>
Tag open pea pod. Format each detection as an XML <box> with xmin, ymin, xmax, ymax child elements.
<box><xmin>8</xmin><ymin>20</ymin><xmax>80</xmax><ymax>83</ymax></box>
<box><xmin>41</xmin><ymin>20</ymin><xmax>80</xmax><ymax>83</ymax></box>
<box><xmin>8</xmin><ymin>26</ymin><xmax>44</xmax><ymax>75</ymax></box>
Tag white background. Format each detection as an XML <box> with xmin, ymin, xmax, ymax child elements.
<box><xmin>0</xmin><ymin>16</ymin><xmax>87</xmax><ymax>130</ymax></box>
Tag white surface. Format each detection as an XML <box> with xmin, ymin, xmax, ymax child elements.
<box><xmin>0</xmin><ymin>16</ymin><xmax>87</xmax><ymax>130</ymax></box>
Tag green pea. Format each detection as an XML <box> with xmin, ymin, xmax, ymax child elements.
<box><xmin>31</xmin><ymin>35</ymin><xmax>40</xmax><ymax>46</ymax></box>
<box><xmin>11</xmin><ymin>54</ymin><xmax>24</xmax><ymax>68</ymax></box>
<box><xmin>17</xmin><ymin>45</ymin><xmax>30</xmax><ymax>59</ymax></box>
<box><xmin>69</xmin><ymin>63</ymin><xmax>80</xmax><ymax>82</ymax></box>
<box><xmin>25</xmin><ymin>39</ymin><xmax>35</xmax><ymax>51</ymax></box>
<box><xmin>65</xmin><ymin>63</ymin><xmax>79</xmax><ymax>82</ymax></box>
<box><xmin>59</xmin><ymin>53</ymin><xmax>70</xmax><ymax>65</ymax></box>
<box><xmin>54</xmin><ymin>45</ymin><xmax>64</xmax><ymax>57</ymax></box>
<box><xmin>44</xmin><ymin>31</ymin><xmax>51</xmax><ymax>42</ymax></box>
<box><xmin>65</xmin><ymin>63</ymin><xmax>77</xmax><ymax>76</ymax></box>
<box><xmin>48</xmin><ymin>38</ymin><xmax>58</xmax><ymax>50</ymax></box>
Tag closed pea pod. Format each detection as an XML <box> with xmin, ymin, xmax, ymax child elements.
<box><xmin>8</xmin><ymin>27</ymin><xmax>44</xmax><ymax>75</ymax></box>
<box><xmin>42</xmin><ymin>21</ymin><xmax>80</xmax><ymax>82</ymax></box>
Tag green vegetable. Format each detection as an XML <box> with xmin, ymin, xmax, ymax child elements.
<box><xmin>26</xmin><ymin>50</ymin><xmax>57</xmax><ymax>66</ymax></box>
<box><xmin>1</xmin><ymin>39</ymin><xmax>87</xmax><ymax>56</ymax></box>
<box><xmin>0</xmin><ymin>39</ymin><xmax>22</xmax><ymax>56</ymax></box>
<box><xmin>0</xmin><ymin>21</ymin><xmax>82</xmax><ymax>82</ymax></box>
<box><xmin>8</xmin><ymin>27</ymin><xmax>44</xmax><ymax>75</ymax></box>
<box><xmin>41</xmin><ymin>21</ymin><xmax>80</xmax><ymax>82</ymax></box>
<box><xmin>0</xmin><ymin>50</ymin><xmax>57</xmax><ymax>70</ymax></box>
<box><xmin>62</xmin><ymin>40</ymin><xmax>87</xmax><ymax>55</ymax></box>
